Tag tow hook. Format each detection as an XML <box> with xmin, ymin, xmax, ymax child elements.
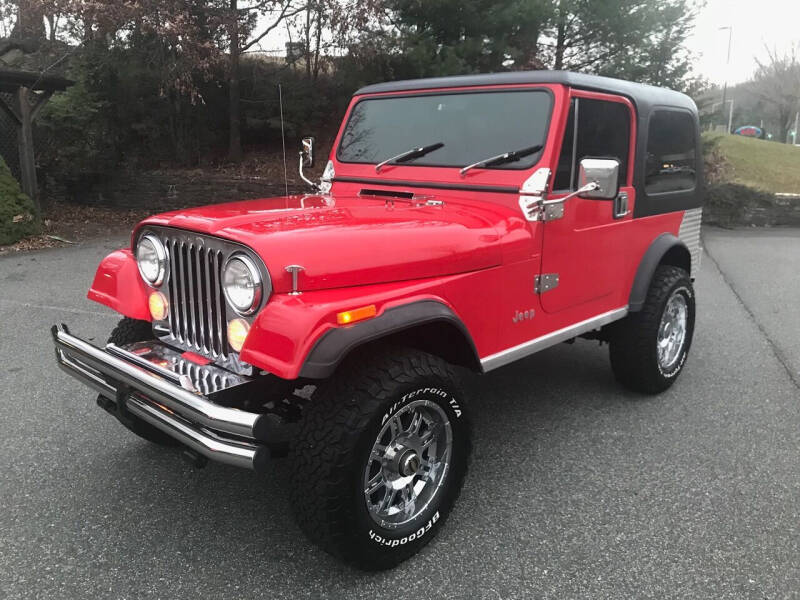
<box><xmin>96</xmin><ymin>395</ymin><xmax>116</xmax><ymax>415</ymax></box>
<box><xmin>182</xmin><ymin>448</ymin><xmax>209</xmax><ymax>470</ymax></box>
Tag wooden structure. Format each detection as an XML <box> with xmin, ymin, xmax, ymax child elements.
<box><xmin>0</xmin><ymin>68</ymin><xmax>72</xmax><ymax>208</ymax></box>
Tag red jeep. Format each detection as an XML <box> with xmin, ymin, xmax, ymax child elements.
<box><xmin>53</xmin><ymin>71</ymin><xmax>702</xmax><ymax>569</ymax></box>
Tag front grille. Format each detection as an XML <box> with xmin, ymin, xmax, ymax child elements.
<box><xmin>141</xmin><ymin>226</ymin><xmax>267</xmax><ymax>376</ymax></box>
<box><xmin>165</xmin><ymin>236</ymin><xmax>229</xmax><ymax>359</ymax></box>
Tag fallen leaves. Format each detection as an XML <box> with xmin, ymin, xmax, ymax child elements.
<box><xmin>0</xmin><ymin>202</ymin><xmax>149</xmax><ymax>256</ymax></box>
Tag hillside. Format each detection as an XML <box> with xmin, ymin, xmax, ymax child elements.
<box><xmin>704</xmin><ymin>133</ymin><xmax>800</xmax><ymax>194</ymax></box>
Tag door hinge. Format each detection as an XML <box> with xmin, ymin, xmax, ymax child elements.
<box><xmin>519</xmin><ymin>196</ymin><xmax>566</xmax><ymax>222</ymax></box>
<box><xmin>535</xmin><ymin>273</ymin><xmax>559</xmax><ymax>294</ymax></box>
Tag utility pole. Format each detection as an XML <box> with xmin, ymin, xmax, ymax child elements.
<box><xmin>719</xmin><ymin>25</ymin><xmax>733</xmax><ymax>132</ymax></box>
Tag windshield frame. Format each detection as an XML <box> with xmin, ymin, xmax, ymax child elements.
<box><xmin>335</xmin><ymin>87</ymin><xmax>555</xmax><ymax>171</ymax></box>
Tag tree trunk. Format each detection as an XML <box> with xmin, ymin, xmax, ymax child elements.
<box><xmin>46</xmin><ymin>13</ymin><xmax>56</xmax><ymax>41</ymax></box>
<box><xmin>304</xmin><ymin>3</ymin><xmax>313</xmax><ymax>80</ymax></box>
<box><xmin>228</xmin><ymin>0</ymin><xmax>243</xmax><ymax>163</ymax></box>
<box><xmin>17</xmin><ymin>87</ymin><xmax>40</xmax><ymax>215</ymax></box>
<box><xmin>312</xmin><ymin>4</ymin><xmax>323</xmax><ymax>83</ymax></box>
<box><xmin>780</xmin><ymin>108</ymin><xmax>793</xmax><ymax>144</ymax></box>
<box><xmin>11</xmin><ymin>0</ymin><xmax>46</xmax><ymax>42</ymax></box>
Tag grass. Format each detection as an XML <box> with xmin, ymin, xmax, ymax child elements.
<box><xmin>703</xmin><ymin>132</ymin><xmax>800</xmax><ymax>194</ymax></box>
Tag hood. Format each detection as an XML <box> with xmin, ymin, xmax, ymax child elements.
<box><xmin>139</xmin><ymin>193</ymin><xmax>509</xmax><ymax>293</ymax></box>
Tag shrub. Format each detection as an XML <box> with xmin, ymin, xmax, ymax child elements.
<box><xmin>701</xmin><ymin>134</ymin><xmax>730</xmax><ymax>185</ymax></box>
<box><xmin>0</xmin><ymin>156</ymin><xmax>40</xmax><ymax>245</ymax></box>
<box><xmin>704</xmin><ymin>182</ymin><xmax>777</xmax><ymax>227</ymax></box>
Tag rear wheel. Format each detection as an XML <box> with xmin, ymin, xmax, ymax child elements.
<box><xmin>107</xmin><ymin>317</ymin><xmax>180</xmax><ymax>447</ymax></box>
<box><xmin>610</xmin><ymin>265</ymin><xmax>696</xmax><ymax>394</ymax></box>
<box><xmin>289</xmin><ymin>349</ymin><xmax>470</xmax><ymax>570</ymax></box>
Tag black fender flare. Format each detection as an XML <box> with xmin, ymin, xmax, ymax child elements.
<box><xmin>628</xmin><ymin>234</ymin><xmax>691</xmax><ymax>312</ymax></box>
<box><xmin>299</xmin><ymin>300</ymin><xmax>480</xmax><ymax>379</ymax></box>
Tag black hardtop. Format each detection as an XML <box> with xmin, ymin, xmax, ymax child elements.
<box><xmin>355</xmin><ymin>70</ymin><xmax>703</xmax><ymax>218</ymax></box>
<box><xmin>355</xmin><ymin>70</ymin><xmax>697</xmax><ymax>115</ymax></box>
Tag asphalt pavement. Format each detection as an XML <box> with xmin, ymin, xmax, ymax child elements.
<box><xmin>0</xmin><ymin>227</ymin><xmax>798</xmax><ymax>599</ymax></box>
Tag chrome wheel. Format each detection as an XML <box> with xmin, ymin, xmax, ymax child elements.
<box><xmin>364</xmin><ymin>399</ymin><xmax>452</xmax><ymax>530</ymax></box>
<box><xmin>657</xmin><ymin>291</ymin><xmax>688</xmax><ymax>370</ymax></box>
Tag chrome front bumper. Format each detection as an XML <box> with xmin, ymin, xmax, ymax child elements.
<box><xmin>52</xmin><ymin>325</ymin><xmax>274</xmax><ymax>472</ymax></box>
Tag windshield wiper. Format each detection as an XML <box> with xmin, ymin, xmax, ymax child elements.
<box><xmin>375</xmin><ymin>142</ymin><xmax>445</xmax><ymax>173</ymax></box>
<box><xmin>460</xmin><ymin>145</ymin><xmax>543</xmax><ymax>177</ymax></box>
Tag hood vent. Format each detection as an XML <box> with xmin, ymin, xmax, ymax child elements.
<box><xmin>359</xmin><ymin>188</ymin><xmax>416</xmax><ymax>200</ymax></box>
<box><xmin>359</xmin><ymin>188</ymin><xmax>442</xmax><ymax>207</ymax></box>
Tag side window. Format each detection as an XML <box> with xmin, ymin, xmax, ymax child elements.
<box><xmin>553</xmin><ymin>97</ymin><xmax>631</xmax><ymax>191</ymax></box>
<box><xmin>645</xmin><ymin>110</ymin><xmax>697</xmax><ymax>194</ymax></box>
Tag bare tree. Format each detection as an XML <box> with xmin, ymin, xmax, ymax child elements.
<box><xmin>227</xmin><ymin>0</ymin><xmax>307</xmax><ymax>162</ymax></box>
<box><xmin>752</xmin><ymin>45</ymin><xmax>800</xmax><ymax>143</ymax></box>
<box><xmin>292</xmin><ymin>0</ymin><xmax>383</xmax><ymax>83</ymax></box>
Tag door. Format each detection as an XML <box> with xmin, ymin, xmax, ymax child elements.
<box><xmin>539</xmin><ymin>91</ymin><xmax>636</xmax><ymax>314</ymax></box>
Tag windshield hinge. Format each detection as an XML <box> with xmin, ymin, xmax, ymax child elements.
<box><xmin>519</xmin><ymin>168</ymin><xmax>563</xmax><ymax>222</ymax></box>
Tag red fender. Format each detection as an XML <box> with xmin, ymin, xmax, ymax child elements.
<box><xmin>87</xmin><ymin>249</ymin><xmax>152</xmax><ymax>322</ymax></box>
<box><xmin>240</xmin><ymin>281</ymin><xmax>458</xmax><ymax>380</ymax></box>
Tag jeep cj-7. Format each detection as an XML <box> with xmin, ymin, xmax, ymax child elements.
<box><xmin>53</xmin><ymin>71</ymin><xmax>703</xmax><ymax>569</ymax></box>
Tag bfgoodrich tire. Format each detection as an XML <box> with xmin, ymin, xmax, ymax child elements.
<box><xmin>610</xmin><ymin>265</ymin><xmax>696</xmax><ymax>394</ymax></box>
<box><xmin>288</xmin><ymin>349</ymin><xmax>471</xmax><ymax>570</ymax></box>
<box><xmin>107</xmin><ymin>317</ymin><xmax>180</xmax><ymax>447</ymax></box>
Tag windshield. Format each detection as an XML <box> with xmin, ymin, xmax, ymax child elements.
<box><xmin>337</xmin><ymin>90</ymin><xmax>553</xmax><ymax>170</ymax></box>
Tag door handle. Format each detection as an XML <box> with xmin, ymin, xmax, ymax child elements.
<box><xmin>613</xmin><ymin>192</ymin><xmax>629</xmax><ymax>219</ymax></box>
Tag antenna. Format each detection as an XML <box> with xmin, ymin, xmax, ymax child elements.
<box><xmin>278</xmin><ymin>83</ymin><xmax>289</xmax><ymax>197</ymax></box>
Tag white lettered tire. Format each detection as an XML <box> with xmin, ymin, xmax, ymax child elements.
<box><xmin>610</xmin><ymin>265</ymin><xmax>696</xmax><ymax>393</ymax></box>
<box><xmin>289</xmin><ymin>349</ymin><xmax>471</xmax><ymax>570</ymax></box>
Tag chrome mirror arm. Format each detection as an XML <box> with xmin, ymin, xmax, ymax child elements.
<box><xmin>299</xmin><ymin>153</ymin><xmax>320</xmax><ymax>191</ymax></box>
<box><xmin>555</xmin><ymin>181</ymin><xmax>600</xmax><ymax>203</ymax></box>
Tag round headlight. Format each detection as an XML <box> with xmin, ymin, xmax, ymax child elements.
<box><xmin>223</xmin><ymin>255</ymin><xmax>262</xmax><ymax>315</ymax></box>
<box><xmin>136</xmin><ymin>234</ymin><xmax>166</xmax><ymax>286</ymax></box>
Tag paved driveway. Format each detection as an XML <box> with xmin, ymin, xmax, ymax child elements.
<box><xmin>0</xmin><ymin>228</ymin><xmax>798</xmax><ymax>599</ymax></box>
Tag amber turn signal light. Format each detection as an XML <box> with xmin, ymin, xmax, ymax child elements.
<box><xmin>337</xmin><ymin>304</ymin><xmax>377</xmax><ymax>325</ymax></box>
<box><xmin>148</xmin><ymin>291</ymin><xmax>169</xmax><ymax>321</ymax></box>
<box><xmin>227</xmin><ymin>318</ymin><xmax>250</xmax><ymax>352</ymax></box>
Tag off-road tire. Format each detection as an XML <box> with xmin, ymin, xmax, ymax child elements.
<box><xmin>610</xmin><ymin>265</ymin><xmax>695</xmax><ymax>394</ymax></box>
<box><xmin>107</xmin><ymin>317</ymin><xmax>180</xmax><ymax>447</ymax></box>
<box><xmin>288</xmin><ymin>349</ymin><xmax>471</xmax><ymax>570</ymax></box>
<box><xmin>108</xmin><ymin>317</ymin><xmax>153</xmax><ymax>347</ymax></box>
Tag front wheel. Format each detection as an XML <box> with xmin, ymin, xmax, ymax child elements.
<box><xmin>610</xmin><ymin>265</ymin><xmax>696</xmax><ymax>394</ymax></box>
<box><xmin>288</xmin><ymin>349</ymin><xmax>471</xmax><ymax>570</ymax></box>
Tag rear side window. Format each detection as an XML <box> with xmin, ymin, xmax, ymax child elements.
<box><xmin>553</xmin><ymin>97</ymin><xmax>631</xmax><ymax>191</ymax></box>
<box><xmin>646</xmin><ymin>110</ymin><xmax>697</xmax><ymax>194</ymax></box>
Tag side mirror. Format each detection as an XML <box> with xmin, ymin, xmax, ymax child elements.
<box><xmin>578</xmin><ymin>158</ymin><xmax>620</xmax><ymax>200</ymax></box>
<box><xmin>301</xmin><ymin>137</ymin><xmax>315</xmax><ymax>169</ymax></box>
